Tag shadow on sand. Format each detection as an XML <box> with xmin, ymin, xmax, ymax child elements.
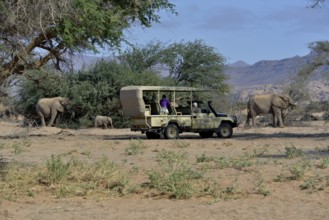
<box><xmin>234</xmin><ymin>132</ymin><xmax>329</xmax><ymax>140</ymax></box>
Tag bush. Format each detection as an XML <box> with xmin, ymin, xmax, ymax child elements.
<box><xmin>148</xmin><ymin>150</ymin><xmax>203</xmax><ymax>199</ymax></box>
<box><xmin>305</xmin><ymin>101</ymin><xmax>329</xmax><ymax>113</ymax></box>
<box><xmin>15</xmin><ymin>60</ymin><xmax>168</xmax><ymax>128</ymax></box>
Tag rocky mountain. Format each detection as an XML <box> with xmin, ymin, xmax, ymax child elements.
<box><xmin>225</xmin><ymin>52</ymin><xmax>329</xmax><ymax>102</ymax></box>
<box><xmin>68</xmin><ymin>52</ymin><xmax>329</xmax><ymax>102</ymax></box>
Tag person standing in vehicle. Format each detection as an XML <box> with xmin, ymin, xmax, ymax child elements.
<box><xmin>160</xmin><ymin>95</ymin><xmax>171</xmax><ymax>114</ymax></box>
<box><xmin>192</xmin><ymin>102</ymin><xmax>201</xmax><ymax>113</ymax></box>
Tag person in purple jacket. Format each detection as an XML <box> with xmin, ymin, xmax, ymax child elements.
<box><xmin>159</xmin><ymin>95</ymin><xmax>171</xmax><ymax>114</ymax></box>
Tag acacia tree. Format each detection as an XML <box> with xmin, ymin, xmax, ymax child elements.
<box><xmin>164</xmin><ymin>40</ymin><xmax>229</xmax><ymax>93</ymax></box>
<box><xmin>298</xmin><ymin>41</ymin><xmax>329</xmax><ymax>76</ymax></box>
<box><xmin>0</xmin><ymin>0</ymin><xmax>175</xmax><ymax>92</ymax></box>
<box><xmin>120</xmin><ymin>40</ymin><xmax>229</xmax><ymax>94</ymax></box>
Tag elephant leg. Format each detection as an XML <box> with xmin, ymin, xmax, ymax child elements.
<box><xmin>248</xmin><ymin>109</ymin><xmax>256</xmax><ymax>127</ymax></box>
<box><xmin>55</xmin><ymin>113</ymin><xmax>61</xmax><ymax>126</ymax></box>
<box><xmin>104</xmin><ymin>122</ymin><xmax>108</xmax><ymax>129</ymax></box>
<box><xmin>273</xmin><ymin>107</ymin><xmax>284</xmax><ymax>128</ymax></box>
<box><xmin>48</xmin><ymin>110</ymin><xmax>57</xmax><ymax>127</ymax></box>
<box><xmin>38</xmin><ymin>112</ymin><xmax>46</xmax><ymax>127</ymax></box>
<box><xmin>245</xmin><ymin>115</ymin><xmax>250</xmax><ymax>127</ymax></box>
<box><xmin>251</xmin><ymin>113</ymin><xmax>256</xmax><ymax>126</ymax></box>
<box><xmin>272</xmin><ymin>113</ymin><xmax>277</xmax><ymax>127</ymax></box>
<box><xmin>281</xmin><ymin>109</ymin><xmax>287</xmax><ymax>125</ymax></box>
<box><xmin>108</xmin><ymin>119</ymin><xmax>113</xmax><ymax>129</ymax></box>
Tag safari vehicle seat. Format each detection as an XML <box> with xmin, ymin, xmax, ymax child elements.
<box><xmin>150</xmin><ymin>101</ymin><xmax>161</xmax><ymax>115</ymax></box>
<box><xmin>175</xmin><ymin>106</ymin><xmax>191</xmax><ymax>115</ymax></box>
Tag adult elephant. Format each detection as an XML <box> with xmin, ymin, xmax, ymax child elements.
<box><xmin>36</xmin><ymin>97</ymin><xmax>70</xmax><ymax>127</ymax></box>
<box><xmin>245</xmin><ymin>94</ymin><xmax>296</xmax><ymax>128</ymax></box>
<box><xmin>94</xmin><ymin>115</ymin><xmax>113</xmax><ymax>129</ymax></box>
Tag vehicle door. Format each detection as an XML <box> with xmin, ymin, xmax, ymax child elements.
<box><xmin>191</xmin><ymin>111</ymin><xmax>217</xmax><ymax>129</ymax></box>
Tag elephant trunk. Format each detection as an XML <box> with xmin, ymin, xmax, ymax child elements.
<box><xmin>290</xmin><ymin>102</ymin><xmax>297</xmax><ymax>110</ymax></box>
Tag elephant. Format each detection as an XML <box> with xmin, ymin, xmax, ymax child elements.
<box><xmin>94</xmin><ymin>115</ymin><xmax>113</xmax><ymax>129</ymax></box>
<box><xmin>245</xmin><ymin>94</ymin><xmax>296</xmax><ymax>128</ymax></box>
<box><xmin>36</xmin><ymin>97</ymin><xmax>70</xmax><ymax>127</ymax></box>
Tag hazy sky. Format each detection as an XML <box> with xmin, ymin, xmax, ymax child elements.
<box><xmin>125</xmin><ymin>0</ymin><xmax>329</xmax><ymax>65</ymax></box>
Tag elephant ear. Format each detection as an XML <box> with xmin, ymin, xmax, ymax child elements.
<box><xmin>59</xmin><ymin>97</ymin><xmax>70</xmax><ymax>106</ymax></box>
<box><xmin>57</xmin><ymin>104</ymin><xmax>65</xmax><ymax>112</ymax></box>
<box><xmin>279</xmin><ymin>95</ymin><xmax>290</xmax><ymax>102</ymax></box>
<box><xmin>54</xmin><ymin>99</ymin><xmax>65</xmax><ymax>112</ymax></box>
<box><xmin>273</xmin><ymin>95</ymin><xmax>288</xmax><ymax>109</ymax></box>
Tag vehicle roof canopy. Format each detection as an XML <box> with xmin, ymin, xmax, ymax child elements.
<box><xmin>120</xmin><ymin>86</ymin><xmax>209</xmax><ymax>117</ymax></box>
<box><xmin>121</xmin><ymin>86</ymin><xmax>209</xmax><ymax>92</ymax></box>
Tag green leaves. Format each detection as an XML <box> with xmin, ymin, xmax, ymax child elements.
<box><xmin>0</xmin><ymin>0</ymin><xmax>176</xmax><ymax>86</ymax></box>
<box><xmin>120</xmin><ymin>40</ymin><xmax>229</xmax><ymax>94</ymax></box>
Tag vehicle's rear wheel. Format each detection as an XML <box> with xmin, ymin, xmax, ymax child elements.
<box><xmin>216</xmin><ymin>123</ymin><xmax>233</xmax><ymax>138</ymax></box>
<box><xmin>199</xmin><ymin>131</ymin><xmax>214</xmax><ymax>138</ymax></box>
<box><xmin>164</xmin><ymin>124</ymin><xmax>179</xmax><ymax>139</ymax></box>
<box><xmin>146</xmin><ymin>131</ymin><xmax>161</xmax><ymax>139</ymax></box>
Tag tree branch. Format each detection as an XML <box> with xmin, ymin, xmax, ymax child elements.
<box><xmin>0</xmin><ymin>29</ymin><xmax>57</xmax><ymax>85</ymax></box>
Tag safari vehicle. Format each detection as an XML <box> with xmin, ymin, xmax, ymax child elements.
<box><xmin>120</xmin><ymin>86</ymin><xmax>238</xmax><ymax>139</ymax></box>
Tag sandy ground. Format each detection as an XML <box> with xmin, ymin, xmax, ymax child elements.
<box><xmin>0</xmin><ymin>121</ymin><xmax>329</xmax><ymax>220</ymax></box>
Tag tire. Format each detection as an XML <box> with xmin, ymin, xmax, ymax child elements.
<box><xmin>164</xmin><ymin>124</ymin><xmax>179</xmax><ymax>139</ymax></box>
<box><xmin>217</xmin><ymin>123</ymin><xmax>233</xmax><ymax>138</ymax></box>
<box><xmin>199</xmin><ymin>131</ymin><xmax>214</xmax><ymax>138</ymax></box>
<box><xmin>146</xmin><ymin>131</ymin><xmax>161</xmax><ymax>139</ymax></box>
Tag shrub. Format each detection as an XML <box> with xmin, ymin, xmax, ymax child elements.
<box><xmin>285</xmin><ymin>145</ymin><xmax>304</xmax><ymax>159</ymax></box>
<box><xmin>125</xmin><ymin>139</ymin><xmax>146</xmax><ymax>155</ymax></box>
<box><xmin>289</xmin><ymin>160</ymin><xmax>311</xmax><ymax>180</ymax></box>
<box><xmin>148</xmin><ymin>150</ymin><xmax>202</xmax><ymax>199</ymax></box>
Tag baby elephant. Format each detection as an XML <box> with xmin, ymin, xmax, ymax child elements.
<box><xmin>94</xmin><ymin>115</ymin><xmax>113</xmax><ymax>129</ymax></box>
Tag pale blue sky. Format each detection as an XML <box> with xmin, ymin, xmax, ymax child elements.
<box><xmin>125</xmin><ymin>0</ymin><xmax>329</xmax><ymax>65</ymax></box>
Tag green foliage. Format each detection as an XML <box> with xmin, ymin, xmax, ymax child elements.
<box><xmin>196</xmin><ymin>153</ymin><xmax>214</xmax><ymax>163</ymax></box>
<box><xmin>37</xmin><ymin>155</ymin><xmax>132</xmax><ymax>197</ymax></box>
<box><xmin>253</xmin><ymin>175</ymin><xmax>270</xmax><ymax>196</ymax></box>
<box><xmin>296</xmin><ymin>41</ymin><xmax>329</xmax><ymax>78</ymax></box>
<box><xmin>15</xmin><ymin>40</ymin><xmax>230</xmax><ymax>128</ymax></box>
<box><xmin>283</xmin><ymin>74</ymin><xmax>310</xmax><ymax>103</ymax></box>
<box><xmin>119</xmin><ymin>41</ymin><xmax>168</xmax><ymax>73</ymax></box>
<box><xmin>15</xmin><ymin>59</ymin><xmax>168</xmax><ymax>128</ymax></box>
<box><xmin>148</xmin><ymin>150</ymin><xmax>203</xmax><ymax>199</ymax></box>
<box><xmin>0</xmin><ymin>0</ymin><xmax>176</xmax><ymax>85</ymax></box>
<box><xmin>300</xmin><ymin>175</ymin><xmax>329</xmax><ymax>193</ymax></box>
<box><xmin>195</xmin><ymin>152</ymin><xmax>256</xmax><ymax>170</ymax></box>
<box><xmin>41</xmin><ymin>155</ymin><xmax>71</xmax><ymax>185</ymax></box>
<box><xmin>289</xmin><ymin>160</ymin><xmax>311</xmax><ymax>180</ymax></box>
<box><xmin>164</xmin><ymin>40</ymin><xmax>229</xmax><ymax>94</ymax></box>
<box><xmin>305</xmin><ymin>101</ymin><xmax>329</xmax><ymax>113</ymax></box>
<box><xmin>68</xmin><ymin>60</ymin><xmax>168</xmax><ymax>127</ymax></box>
<box><xmin>125</xmin><ymin>139</ymin><xmax>146</xmax><ymax>155</ymax></box>
<box><xmin>285</xmin><ymin>146</ymin><xmax>304</xmax><ymax>159</ymax></box>
<box><xmin>319</xmin><ymin>158</ymin><xmax>329</xmax><ymax>169</ymax></box>
<box><xmin>12</xmin><ymin>143</ymin><xmax>23</xmax><ymax>155</ymax></box>
<box><xmin>120</xmin><ymin>40</ymin><xmax>229</xmax><ymax>94</ymax></box>
<box><xmin>14</xmin><ymin>69</ymin><xmax>69</xmax><ymax>120</ymax></box>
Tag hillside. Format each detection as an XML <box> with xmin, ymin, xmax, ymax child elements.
<box><xmin>225</xmin><ymin>52</ymin><xmax>329</xmax><ymax>101</ymax></box>
<box><xmin>68</xmin><ymin>52</ymin><xmax>329</xmax><ymax>102</ymax></box>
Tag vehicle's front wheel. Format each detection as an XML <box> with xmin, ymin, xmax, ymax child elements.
<box><xmin>216</xmin><ymin>123</ymin><xmax>233</xmax><ymax>138</ymax></box>
<box><xmin>164</xmin><ymin>124</ymin><xmax>179</xmax><ymax>139</ymax></box>
<box><xmin>199</xmin><ymin>131</ymin><xmax>214</xmax><ymax>138</ymax></box>
<box><xmin>146</xmin><ymin>131</ymin><xmax>161</xmax><ymax>139</ymax></box>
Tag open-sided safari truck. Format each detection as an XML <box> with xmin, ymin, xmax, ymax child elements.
<box><xmin>120</xmin><ymin>86</ymin><xmax>238</xmax><ymax>139</ymax></box>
